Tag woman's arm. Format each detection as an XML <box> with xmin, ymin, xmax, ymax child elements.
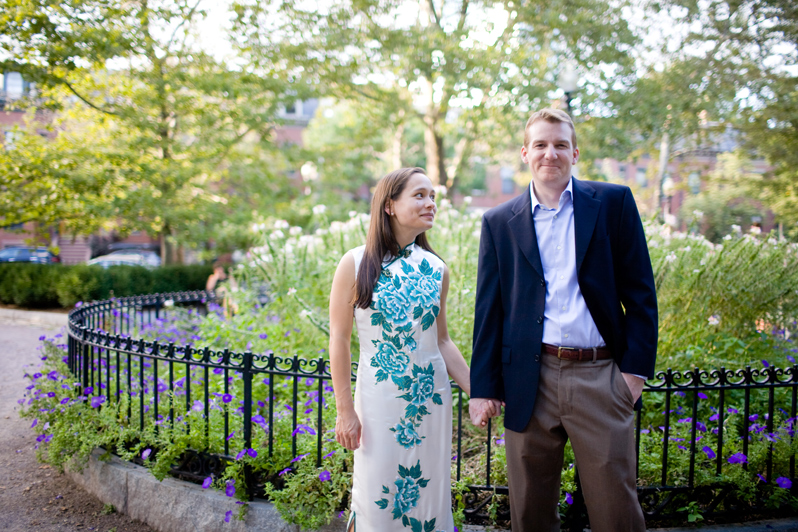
<box><xmin>436</xmin><ymin>265</ymin><xmax>471</xmax><ymax>396</ymax></box>
<box><xmin>329</xmin><ymin>252</ymin><xmax>361</xmax><ymax>450</ymax></box>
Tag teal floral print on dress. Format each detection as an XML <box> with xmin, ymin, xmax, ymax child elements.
<box><xmin>375</xmin><ymin>461</ymin><xmax>439</xmax><ymax>532</ymax></box>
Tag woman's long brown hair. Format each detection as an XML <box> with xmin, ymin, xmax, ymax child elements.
<box><xmin>353</xmin><ymin>167</ymin><xmax>439</xmax><ymax>309</ymax></box>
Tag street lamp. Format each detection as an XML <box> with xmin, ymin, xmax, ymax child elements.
<box><xmin>558</xmin><ymin>62</ymin><xmax>579</xmax><ymax>116</ymax></box>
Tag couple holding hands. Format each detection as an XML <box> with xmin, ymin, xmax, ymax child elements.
<box><xmin>329</xmin><ymin>108</ymin><xmax>658</xmax><ymax>532</ymax></box>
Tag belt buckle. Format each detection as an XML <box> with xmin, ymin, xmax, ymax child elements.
<box><xmin>557</xmin><ymin>346</ymin><xmax>577</xmax><ymax>359</ymax></box>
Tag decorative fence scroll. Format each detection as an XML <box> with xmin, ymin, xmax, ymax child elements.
<box><xmin>67</xmin><ymin>292</ymin><xmax>798</xmax><ymax>529</ymax></box>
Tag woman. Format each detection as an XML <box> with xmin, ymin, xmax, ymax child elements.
<box><xmin>329</xmin><ymin>168</ymin><xmax>471</xmax><ymax>532</ymax></box>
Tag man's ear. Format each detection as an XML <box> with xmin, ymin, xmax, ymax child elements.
<box><xmin>520</xmin><ymin>145</ymin><xmax>528</xmax><ymax>163</ymax></box>
<box><xmin>572</xmin><ymin>147</ymin><xmax>580</xmax><ymax>164</ymax></box>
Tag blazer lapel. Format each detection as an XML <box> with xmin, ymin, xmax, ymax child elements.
<box><xmin>508</xmin><ymin>187</ymin><xmax>545</xmax><ymax>280</ymax></box>
<box><xmin>572</xmin><ymin>178</ymin><xmax>600</xmax><ymax>272</ymax></box>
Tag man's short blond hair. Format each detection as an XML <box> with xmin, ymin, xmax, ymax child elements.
<box><xmin>523</xmin><ymin>108</ymin><xmax>577</xmax><ymax>148</ymax></box>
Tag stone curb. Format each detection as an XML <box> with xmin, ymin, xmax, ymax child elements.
<box><xmin>0</xmin><ymin>308</ymin><xmax>68</xmax><ymax>329</ymax></box>
<box><xmin>66</xmin><ymin>449</ymin><xmax>509</xmax><ymax>532</ymax></box>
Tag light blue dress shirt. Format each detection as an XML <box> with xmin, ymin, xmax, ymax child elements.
<box><xmin>531</xmin><ymin>178</ymin><xmax>606</xmax><ymax>349</ymax></box>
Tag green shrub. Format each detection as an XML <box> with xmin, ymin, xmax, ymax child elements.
<box><xmin>0</xmin><ymin>263</ymin><xmax>213</xmax><ymax>308</ymax></box>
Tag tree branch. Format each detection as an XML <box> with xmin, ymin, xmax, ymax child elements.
<box><xmin>62</xmin><ymin>79</ymin><xmax>119</xmax><ymax>116</ymax></box>
<box><xmin>165</xmin><ymin>0</ymin><xmax>204</xmax><ymax>52</ymax></box>
<box><xmin>457</xmin><ymin>0</ymin><xmax>469</xmax><ymax>33</ymax></box>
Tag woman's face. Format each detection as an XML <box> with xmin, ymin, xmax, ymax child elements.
<box><xmin>386</xmin><ymin>173</ymin><xmax>437</xmax><ymax>236</ymax></box>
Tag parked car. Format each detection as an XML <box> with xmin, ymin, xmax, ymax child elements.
<box><xmin>0</xmin><ymin>246</ymin><xmax>60</xmax><ymax>264</ymax></box>
<box><xmin>87</xmin><ymin>253</ymin><xmax>150</xmax><ymax>268</ymax></box>
<box><xmin>106</xmin><ymin>249</ymin><xmax>161</xmax><ymax>267</ymax></box>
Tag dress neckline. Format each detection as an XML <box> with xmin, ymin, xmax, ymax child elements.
<box><xmin>382</xmin><ymin>242</ymin><xmax>416</xmax><ymax>270</ymax></box>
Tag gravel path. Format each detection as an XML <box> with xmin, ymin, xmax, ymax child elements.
<box><xmin>0</xmin><ymin>322</ymin><xmax>154</xmax><ymax>532</ymax></box>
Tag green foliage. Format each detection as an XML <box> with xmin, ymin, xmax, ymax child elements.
<box><xmin>0</xmin><ymin>0</ymin><xmax>292</xmax><ymax>259</ymax></box>
<box><xmin>0</xmin><ymin>263</ymin><xmax>211</xmax><ymax>308</ymax></box>
<box><xmin>264</xmin><ymin>450</ymin><xmax>352</xmax><ymax>530</ymax></box>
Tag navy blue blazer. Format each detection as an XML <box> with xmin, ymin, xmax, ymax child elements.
<box><xmin>470</xmin><ymin>177</ymin><xmax>658</xmax><ymax>432</ymax></box>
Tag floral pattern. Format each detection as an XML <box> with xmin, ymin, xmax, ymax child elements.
<box><xmin>366</xmin><ymin>245</ymin><xmax>446</xmax><ymax>528</ymax></box>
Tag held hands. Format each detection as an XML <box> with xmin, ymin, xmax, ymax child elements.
<box><xmin>335</xmin><ymin>409</ymin><xmax>362</xmax><ymax>450</ymax></box>
<box><xmin>469</xmin><ymin>397</ymin><xmax>503</xmax><ymax>427</ymax></box>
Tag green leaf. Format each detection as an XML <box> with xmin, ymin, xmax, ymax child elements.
<box><xmin>382</xmin><ymin>485</ymin><xmax>389</xmax><ymax>494</ymax></box>
<box><xmin>413</xmin><ymin>305</ymin><xmax>423</xmax><ymax>319</ymax></box>
<box><xmin>398</xmin><ymin>464</ymin><xmax>410</xmax><ymax>478</ymax></box>
<box><xmin>371</xmin><ymin>313</ymin><xmax>385</xmax><ymax>327</ymax></box>
<box><xmin>409</xmin><ymin>460</ymin><xmax>421</xmax><ymax>479</ymax></box>
<box><xmin>421</xmin><ymin>312</ymin><xmax>435</xmax><ymax>331</ymax></box>
<box><xmin>432</xmin><ymin>305</ymin><xmax>439</xmax><ymax>317</ymax></box>
<box><xmin>410</xmin><ymin>517</ymin><xmax>422</xmax><ymax>532</ymax></box>
<box><xmin>432</xmin><ymin>393</ymin><xmax>442</xmax><ymax>405</ymax></box>
<box><xmin>401</xmin><ymin>260</ymin><xmax>414</xmax><ymax>274</ymax></box>
<box><xmin>375</xmin><ymin>370</ymin><xmax>388</xmax><ymax>383</ymax></box>
<box><xmin>424</xmin><ymin>518</ymin><xmax>436</xmax><ymax>532</ymax></box>
<box><xmin>418</xmin><ymin>478</ymin><xmax>430</xmax><ymax>488</ymax></box>
<box><xmin>375</xmin><ymin>498</ymin><xmax>389</xmax><ymax>509</ymax></box>
<box><xmin>402</xmin><ymin>514</ymin><xmax>410</xmax><ymax>526</ymax></box>
<box><xmin>432</xmin><ymin>271</ymin><xmax>442</xmax><ymax>281</ymax></box>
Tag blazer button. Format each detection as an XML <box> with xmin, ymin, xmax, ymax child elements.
<box><xmin>535</xmin><ymin>355</ymin><xmax>540</xmax><ymax>362</ymax></box>
<box><xmin>537</xmin><ymin>316</ymin><xmax>543</xmax><ymax>324</ymax></box>
<box><xmin>540</xmin><ymin>279</ymin><xmax>545</xmax><ymax>287</ymax></box>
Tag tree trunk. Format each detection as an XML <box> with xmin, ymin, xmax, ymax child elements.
<box><xmin>423</xmin><ymin>115</ymin><xmax>446</xmax><ymax>186</ymax></box>
<box><xmin>655</xmin><ymin>131</ymin><xmax>671</xmax><ymax>220</ymax></box>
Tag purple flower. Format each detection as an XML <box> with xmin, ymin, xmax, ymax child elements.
<box><xmin>213</xmin><ymin>368</ymin><xmax>223</xmax><ymax>375</ymax></box>
<box><xmin>247</xmin><ymin>448</ymin><xmax>257</xmax><ymax>458</ymax></box>
<box><xmin>709</xmin><ymin>413</ymin><xmax>719</xmax><ymax>421</ymax></box>
<box><xmin>142</xmin><ymin>448</ymin><xmax>151</xmax><ymax>459</ymax></box>
<box><xmin>222</xmin><ymin>394</ymin><xmax>233</xmax><ymax>404</ymax></box>
<box><xmin>226</xmin><ymin>431</ymin><xmax>235</xmax><ymax>441</ymax></box>
<box><xmin>757</xmin><ymin>474</ymin><xmax>767</xmax><ymax>483</ymax></box>
<box><xmin>788</xmin><ymin>355</ymin><xmax>796</xmax><ymax>364</ymax></box>
<box><xmin>291</xmin><ymin>453</ymin><xmax>309</xmax><ymax>463</ymax></box>
<box><xmin>678</xmin><ymin>445</ymin><xmax>687</xmax><ymax>450</ymax></box>
<box><xmin>762</xmin><ymin>360</ymin><xmax>771</xmax><ymax>368</ymax></box>
<box><xmin>292</xmin><ymin>424</ymin><xmax>316</xmax><ymax>436</ymax></box>
<box><xmin>323</xmin><ymin>451</ymin><xmax>336</xmax><ymax>459</ymax></box>
<box><xmin>259</xmin><ymin>333</ymin><xmax>268</xmax><ymax>339</ymax></box>
<box><xmin>225</xmin><ymin>480</ymin><xmax>235</xmax><ymax>497</ymax></box>
<box><xmin>84</xmin><ymin>386</ymin><xmax>93</xmax><ymax>394</ymax></box>
<box><xmin>202</xmin><ymin>476</ymin><xmax>213</xmax><ymax>489</ymax></box>
<box><xmin>60</xmin><ymin>398</ymin><xmax>70</xmax><ymax>405</ymax></box>
<box><xmin>39</xmin><ymin>335</ymin><xmax>46</xmax><ymax>341</ymax></box>
<box><xmin>31</xmin><ymin>419</ymin><xmax>38</xmax><ymax>428</ymax></box>
<box><xmin>90</xmin><ymin>396</ymin><xmax>106</xmax><ymax>408</ymax></box>
<box><xmin>702</xmin><ymin>446</ymin><xmax>716</xmax><ymax>459</ymax></box>
<box><xmin>728</xmin><ymin>407</ymin><xmax>739</xmax><ymax>414</ymax></box>
<box><xmin>235</xmin><ymin>449</ymin><xmax>247</xmax><ymax>460</ymax></box>
<box><xmin>749</xmin><ymin>414</ymin><xmax>759</xmax><ymax>421</ymax></box>
<box><xmin>224</xmin><ymin>510</ymin><xmax>233</xmax><ymax>523</ymax></box>
<box><xmin>278</xmin><ymin>468</ymin><xmax>291</xmax><ymax>476</ymax></box>
<box><xmin>776</xmin><ymin>477</ymin><xmax>792</xmax><ymax>489</ymax></box>
<box><xmin>192</xmin><ymin>400</ymin><xmax>204</xmax><ymax>412</ymax></box>
<box><xmin>727</xmin><ymin>453</ymin><xmax>747</xmax><ymax>464</ymax></box>
<box><xmin>319</xmin><ymin>470</ymin><xmax>331</xmax><ymax>482</ymax></box>
<box><xmin>564</xmin><ymin>492</ymin><xmax>573</xmax><ymax>505</ymax></box>
<box><xmin>697</xmin><ymin>392</ymin><xmax>708</xmax><ymax>399</ymax></box>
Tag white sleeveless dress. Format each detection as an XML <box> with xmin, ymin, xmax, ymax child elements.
<box><xmin>349</xmin><ymin>243</ymin><xmax>454</xmax><ymax>532</ymax></box>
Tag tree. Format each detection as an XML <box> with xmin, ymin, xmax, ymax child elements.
<box><xmin>0</xmin><ymin>0</ymin><xmax>291</xmax><ymax>262</ymax></box>
<box><xmin>232</xmin><ymin>0</ymin><xmax>639</xmax><ymax>194</ymax></box>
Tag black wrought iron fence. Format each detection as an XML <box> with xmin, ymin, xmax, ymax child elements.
<box><xmin>66</xmin><ymin>292</ymin><xmax>798</xmax><ymax>529</ymax></box>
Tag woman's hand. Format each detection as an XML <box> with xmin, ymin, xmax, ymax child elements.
<box><xmin>335</xmin><ymin>409</ymin><xmax>362</xmax><ymax>450</ymax></box>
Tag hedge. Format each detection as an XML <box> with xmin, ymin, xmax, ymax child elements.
<box><xmin>0</xmin><ymin>263</ymin><xmax>213</xmax><ymax>309</ymax></box>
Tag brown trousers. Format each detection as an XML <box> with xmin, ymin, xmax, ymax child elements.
<box><xmin>505</xmin><ymin>355</ymin><xmax>645</xmax><ymax>532</ymax></box>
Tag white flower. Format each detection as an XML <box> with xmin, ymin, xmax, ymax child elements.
<box><xmin>315</xmin><ymin>228</ymin><xmax>328</xmax><ymax>236</ymax></box>
<box><xmin>665</xmin><ymin>252</ymin><xmax>677</xmax><ymax>263</ymax></box>
<box><xmin>312</xmin><ymin>204</ymin><xmax>327</xmax><ymax>215</ymax></box>
<box><xmin>348</xmin><ymin>210</ymin><xmax>358</xmax><ymax>218</ymax></box>
<box><xmin>750</xmin><ymin>226</ymin><xmax>762</xmax><ymax>235</ymax></box>
<box><xmin>708</xmin><ymin>315</ymin><xmax>720</xmax><ymax>326</ymax></box>
<box><xmin>433</xmin><ymin>185</ymin><xmax>447</xmax><ymax>197</ymax></box>
<box><xmin>693</xmin><ymin>210</ymin><xmax>704</xmax><ymax>220</ymax></box>
<box><xmin>287</xmin><ymin>288</ymin><xmax>297</xmax><ymax>296</ymax></box>
<box><xmin>300</xmin><ymin>309</ymin><xmax>312</xmax><ymax>318</ymax></box>
<box><xmin>439</xmin><ymin>198</ymin><xmax>451</xmax><ymax>210</ymax></box>
<box><xmin>723</xmin><ymin>234</ymin><xmax>732</xmax><ymax>241</ymax></box>
<box><xmin>463</xmin><ymin>196</ymin><xmax>473</xmax><ymax>205</ymax></box>
<box><xmin>329</xmin><ymin>221</ymin><xmax>344</xmax><ymax>234</ymax></box>
<box><xmin>289</xmin><ymin>226</ymin><xmax>303</xmax><ymax>236</ymax></box>
<box><xmin>270</xmin><ymin>230</ymin><xmax>285</xmax><ymax>240</ymax></box>
<box><xmin>274</xmin><ymin>219</ymin><xmax>289</xmax><ymax>230</ymax></box>
<box><xmin>731</xmin><ymin>224</ymin><xmax>741</xmax><ymax>233</ymax></box>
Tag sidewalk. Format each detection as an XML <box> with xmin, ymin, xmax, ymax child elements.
<box><xmin>0</xmin><ymin>307</ymin><xmax>68</xmax><ymax>329</ymax></box>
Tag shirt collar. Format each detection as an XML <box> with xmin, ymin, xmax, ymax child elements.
<box><xmin>530</xmin><ymin>177</ymin><xmax>573</xmax><ymax>212</ymax></box>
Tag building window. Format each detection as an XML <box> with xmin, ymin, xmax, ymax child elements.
<box><xmin>4</xmin><ymin>72</ymin><xmax>24</xmax><ymax>99</ymax></box>
<box><xmin>500</xmin><ymin>166</ymin><xmax>515</xmax><ymax>195</ymax></box>
<box><xmin>688</xmin><ymin>172</ymin><xmax>701</xmax><ymax>194</ymax></box>
<box><xmin>636</xmin><ymin>167</ymin><xmax>648</xmax><ymax>187</ymax></box>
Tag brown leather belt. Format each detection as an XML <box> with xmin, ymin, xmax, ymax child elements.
<box><xmin>542</xmin><ymin>343</ymin><xmax>612</xmax><ymax>362</ymax></box>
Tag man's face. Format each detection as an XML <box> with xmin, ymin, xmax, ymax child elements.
<box><xmin>520</xmin><ymin>120</ymin><xmax>579</xmax><ymax>189</ymax></box>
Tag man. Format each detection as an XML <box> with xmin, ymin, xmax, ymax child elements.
<box><xmin>469</xmin><ymin>108</ymin><xmax>657</xmax><ymax>532</ymax></box>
